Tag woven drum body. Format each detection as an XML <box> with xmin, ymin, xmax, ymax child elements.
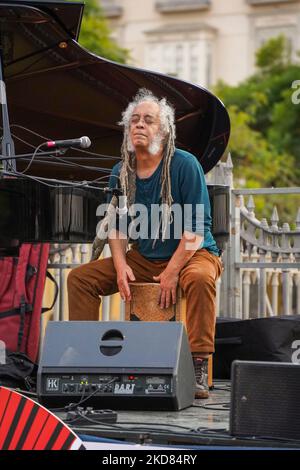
<box><xmin>125</xmin><ymin>283</ymin><xmax>185</xmax><ymax>323</ymax></box>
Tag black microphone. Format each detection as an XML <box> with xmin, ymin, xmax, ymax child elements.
<box><xmin>45</xmin><ymin>136</ymin><xmax>91</xmax><ymax>149</ymax></box>
<box><xmin>103</xmin><ymin>187</ymin><xmax>122</xmax><ymax>196</ymax></box>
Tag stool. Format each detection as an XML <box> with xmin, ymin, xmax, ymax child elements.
<box><xmin>125</xmin><ymin>282</ymin><xmax>212</xmax><ymax>387</ymax></box>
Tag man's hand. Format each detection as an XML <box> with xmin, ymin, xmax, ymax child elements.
<box><xmin>117</xmin><ymin>265</ymin><xmax>136</xmax><ymax>302</ymax></box>
<box><xmin>152</xmin><ymin>232</ymin><xmax>201</xmax><ymax>308</ymax></box>
<box><xmin>153</xmin><ymin>269</ymin><xmax>179</xmax><ymax>309</ymax></box>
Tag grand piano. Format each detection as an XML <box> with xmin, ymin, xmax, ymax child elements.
<box><xmin>0</xmin><ymin>0</ymin><xmax>230</xmax><ymax>254</ymax></box>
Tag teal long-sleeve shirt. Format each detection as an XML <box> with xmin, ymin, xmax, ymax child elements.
<box><xmin>108</xmin><ymin>148</ymin><xmax>220</xmax><ymax>260</ymax></box>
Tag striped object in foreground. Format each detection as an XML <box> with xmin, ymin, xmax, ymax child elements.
<box><xmin>0</xmin><ymin>386</ymin><xmax>84</xmax><ymax>450</ymax></box>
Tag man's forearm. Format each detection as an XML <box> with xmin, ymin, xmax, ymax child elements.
<box><xmin>166</xmin><ymin>231</ymin><xmax>203</xmax><ymax>275</ymax></box>
<box><xmin>108</xmin><ymin>229</ymin><xmax>128</xmax><ymax>272</ymax></box>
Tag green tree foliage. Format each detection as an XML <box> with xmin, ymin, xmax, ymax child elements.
<box><xmin>214</xmin><ymin>35</ymin><xmax>300</xmax><ymax>223</ymax></box>
<box><xmin>256</xmin><ymin>34</ymin><xmax>292</xmax><ymax>72</ymax></box>
<box><xmin>72</xmin><ymin>0</ymin><xmax>128</xmax><ymax>63</ymax></box>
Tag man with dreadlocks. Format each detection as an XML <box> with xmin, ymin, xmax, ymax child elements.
<box><xmin>68</xmin><ymin>89</ymin><xmax>222</xmax><ymax>399</ymax></box>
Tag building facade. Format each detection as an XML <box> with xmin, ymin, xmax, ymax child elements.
<box><xmin>100</xmin><ymin>0</ymin><xmax>300</xmax><ymax>87</ymax></box>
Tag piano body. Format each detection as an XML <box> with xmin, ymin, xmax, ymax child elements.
<box><xmin>0</xmin><ymin>0</ymin><xmax>230</xmax><ymax>254</ymax></box>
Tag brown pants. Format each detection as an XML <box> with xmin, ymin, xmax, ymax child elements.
<box><xmin>67</xmin><ymin>247</ymin><xmax>222</xmax><ymax>353</ymax></box>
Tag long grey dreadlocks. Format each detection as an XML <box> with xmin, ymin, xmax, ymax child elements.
<box><xmin>91</xmin><ymin>88</ymin><xmax>176</xmax><ymax>260</ymax></box>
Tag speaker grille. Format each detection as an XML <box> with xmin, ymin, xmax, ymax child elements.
<box><xmin>230</xmin><ymin>361</ymin><xmax>300</xmax><ymax>441</ymax></box>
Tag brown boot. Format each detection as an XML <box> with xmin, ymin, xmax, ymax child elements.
<box><xmin>193</xmin><ymin>357</ymin><xmax>209</xmax><ymax>399</ymax></box>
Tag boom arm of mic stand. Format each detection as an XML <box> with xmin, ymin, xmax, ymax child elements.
<box><xmin>0</xmin><ymin>149</ymin><xmax>67</xmax><ymax>162</ymax></box>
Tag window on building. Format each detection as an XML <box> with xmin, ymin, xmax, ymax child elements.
<box><xmin>145</xmin><ymin>39</ymin><xmax>213</xmax><ymax>86</ymax></box>
<box><xmin>248</xmin><ymin>0</ymin><xmax>298</xmax><ymax>5</ymax></box>
<box><xmin>155</xmin><ymin>0</ymin><xmax>211</xmax><ymax>13</ymax></box>
<box><xmin>101</xmin><ymin>0</ymin><xmax>123</xmax><ymax>18</ymax></box>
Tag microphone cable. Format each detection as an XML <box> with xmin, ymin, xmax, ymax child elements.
<box><xmin>1</xmin><ymin>168</ymin><xmax>121</xmax><ymax>192</ymax></box>
<box><xmin>1</xmin><ymin>126</ymin><xmax>120</xmax><ymax>175</ymax></box>
<box><xmin>18</xmin><ymin>143</ymin><xmax>45</xmax><ymax>174</ymax></box>
<box><xmin>6</xmin><ymin>124</ymin><xmax>122</xmax><ymax>160</ymax></box>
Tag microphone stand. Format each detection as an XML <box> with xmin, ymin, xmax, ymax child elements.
<box><xmin>0</xmin><ymin>149</ymin><xmax>69</xmax><ymax>180</ymax></box>
<box><xmin>0</xmin><ymin>49</ymin><xmax>16</xmax><ymax>172</ymax></box>
<box><xmin>0</xmin><ymin>149</ymin><xmax>67</xmax><ymax>163</ymax></box>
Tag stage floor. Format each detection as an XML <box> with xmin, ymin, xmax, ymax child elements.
<box><xmin>55</xmin><ymin>380</ymin><xmax>300</xmax><ymax>449</ymax></box>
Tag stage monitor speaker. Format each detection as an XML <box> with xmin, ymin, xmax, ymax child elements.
<box><xmin>37</xmin><ymin>321</ymin><xmax>195</xmax><ymax>411</ymax></box>
<box><xmin>230</xmin><ymin>360</ymin><xmax>300</xmax><ymax>441</ymax></box>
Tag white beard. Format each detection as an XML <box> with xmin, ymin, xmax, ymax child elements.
<box><xmin>148</xmin><ymin>133</ymin><xmax>163</xmax><ymax>155</ymax></box>
<box><xmin>127</xmin><ymin>132</ymin><xmax>164</xmax><ymax>155</ymax></box>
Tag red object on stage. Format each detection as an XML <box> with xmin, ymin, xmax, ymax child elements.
<box><xmin>0</xmin><ymin>243</ymin><xmax>50</xmax><ymax>363</ymax></box>
<box><xmin>0</xmin><ymin>386</ymin><xmax>83</xmax><ymax>450</ymax></box>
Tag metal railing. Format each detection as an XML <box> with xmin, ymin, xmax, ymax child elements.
<box><xmin>222</xmin><ymin>187</ymin><xmax>300</xmax><ymax>319</ymax></box>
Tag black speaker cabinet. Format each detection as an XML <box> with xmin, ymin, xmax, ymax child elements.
<box><xmin>37</xmin><ymin>321</ymin><xmax>195</xmax><ymax>411</ymax></box>
<box><xmin>230</xmin><ymin>360</ymin><xmax>300</xmax><ymax>441</ymax></box>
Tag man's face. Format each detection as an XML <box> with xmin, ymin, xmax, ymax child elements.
<box><xmin>129</xmin><ymin>101</ymin><xmax>162</xmax><ymax>153</ymax></box>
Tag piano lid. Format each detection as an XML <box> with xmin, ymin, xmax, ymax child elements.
<box><xmin>0</xmin><ymin>0</ymin><xmax>84</xmax><ymax>40</ymax></box>
<box><xmin>0</xmin><ymin>0</ymin><xmax>230</xmax><ymax>181</ymax></box>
